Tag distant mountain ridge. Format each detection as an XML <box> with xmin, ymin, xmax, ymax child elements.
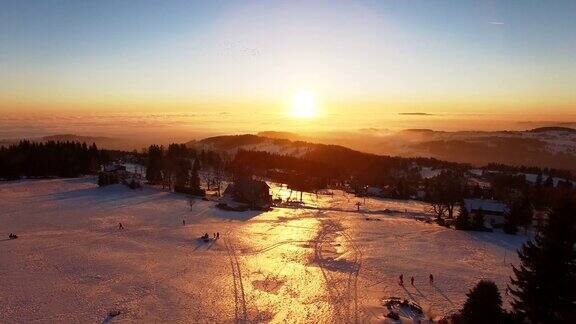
<box><xmin>3</xmin><ymin>127</ymin><xmax>576</xmax><ymax>173</ymax></box>
<box><xmin>189</xmin><ymin>128</ymin><xmax>576</xmax><ymax>173</ymax></box>
<box><xmin>529</xmin><ymin>127</ymin><xmax>576</xmax><ymax>134</ymax></box>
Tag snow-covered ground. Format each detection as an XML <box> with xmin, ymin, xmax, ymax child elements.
<box><xmin>0</xmin><ymin>178</ymin><xmax>527</xmax><ymax>322</ymax></box>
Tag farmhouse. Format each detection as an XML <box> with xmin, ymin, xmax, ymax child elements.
<box><xmin>99</xmin><ymin>164</ymin><xmax>141</xmax><ymax>188</ymax></box>
<box><xmin>223</xmin><ymin>179</ymin><xmax>272</xmax><ymax>210</ymax></box>
<box><xmin>463</xmin><ymin>198</ymin><xmax>509</xmax><ymax>227</ymax></box>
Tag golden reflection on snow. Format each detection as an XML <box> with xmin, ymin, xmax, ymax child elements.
<box><xmin>235</xmin><ymin>208</ymin><xmax>333</xmax><ymax>322</ymax></box>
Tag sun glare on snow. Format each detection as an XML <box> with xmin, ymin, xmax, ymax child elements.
<box><xmin>291</xmin><ymin>90</ymin><xmax>318</xmax><ymax>119</ymax></box>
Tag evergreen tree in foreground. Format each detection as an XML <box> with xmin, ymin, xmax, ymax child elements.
<box><xmin>460</xmin><ymin>280</ymin><xmax>504</xmax><ymax>324</ymax></box>
<box><xmin>508</xmin><ymin>196</ymin><xmax>576</xmax><ymax>323</ymax></box>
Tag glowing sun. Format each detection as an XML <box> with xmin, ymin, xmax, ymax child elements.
<box><xmin>291</xmin><ymin>90</ymin><xmax>318</xmax><ymax>118</ymax></box>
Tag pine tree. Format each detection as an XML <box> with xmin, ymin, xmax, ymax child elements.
<box><xmin>145</xmin><ymin>145</ymin><xmax>163</xmax><ymax>184</ymax></box>
<box><xmin>455</xmin><ymin>202</ymin><xmax>470</xmax><ymax>230</ymax></box>
<box><xmin>508</xmin><ymin>197</ymin><xmax>576</xmax><ymax>323</ymax></box>
<box><xmin>460</xmin><ymin>280</ymin><xmax>504</xmax><ymax>324</ymax></box>
<box><xmin>504</xmin><ymin>199</ymin><xmax>533</xmax><ymax>234</ymax></box>
<box><xmin>97</xmin><ymin>173</ymin><xmax>105</xmax><ymax>187</ymax></box>
<box><xmin>189</xmin><ymin>158</ymin><xmax>201</xmax><ymax>191</ymax></box>
<box><xmin>472</xmin><ymin>207</ymin><xmax>485</xmax><ymax>230</ymax></box>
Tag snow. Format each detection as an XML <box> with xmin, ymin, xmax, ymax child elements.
<box><xmin>521</xmin><ymin>173</ymin><xmax>575</xmax><ymax>188</ymax></box>
<box><xmin>0</xmin><ymin>178</ymin><xmax>528</xmax><ymax>322</ymax></box>
<box><xmin>420</xmin><ymin>167</ymin><xmax>443</xmax><ymax>179</ymax></box>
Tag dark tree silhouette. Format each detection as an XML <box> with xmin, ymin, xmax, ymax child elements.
<box><xmin>460</xmin><ymin>280</ymin><xmax>504</xmax><ymax>324</ymax></box>
<box><xmin>0</xmin><ymin>140</ymin><xmax>106</xmax><ymax>179</ymax></box>
<box><xmin>427</xmin><ymin>171</ymin><xmax>465</xmax><ymax>220</ymax></box>
<box><xmin>145</xmin><ymin>145</ymin><xmax>163</xmax><ymax>184</ymax></box>
<box><xmin>455</xmin><ymin>202</ymin><xmax>471</xmax><ymax>230</ymax></box>
<box><xmin>504</xmin><ymin>199</ymin><xmax>533</xmax><ymax>234</ymax></box>
<box><xmin>508</xmin><ymin>196</ymin><xmax>576</xmax><ymax>323</ymax></box>
<box><xmin>472</xmin><ymin>207</ymin><xmax>485</xmax><ymax>230</ymax></box>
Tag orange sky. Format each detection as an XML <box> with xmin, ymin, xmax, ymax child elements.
<box><xmin>1</xmin><ymin>1</ymin><xmax>575</xmax><ymax>130</ymax></box>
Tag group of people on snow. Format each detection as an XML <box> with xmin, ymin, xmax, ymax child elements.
<box><xmin>399</xmin><ymin>273</ymin><xmax>434</xmax><ymax>286</ymax></box>
<box><xmin>8</xmin><ymin>233</ymin><xmax>18</xmax><ymax>239</ymax></box>
<box><xmin>200</xmin><ymin>232</ymin><xmax>219</xmax><ymax>242</ymax></box>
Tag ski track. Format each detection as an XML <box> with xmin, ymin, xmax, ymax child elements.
<box><xmin>313</xmin><ymin>216</ymin><xmax>363</xmax><ymax>323</ymax></box>
<box><xmin>225</xmin><ymin>237</ymin><xmax>248</xmax><ymax>323</ymax></box>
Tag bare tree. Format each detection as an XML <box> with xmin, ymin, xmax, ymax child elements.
<box><xmin>427</xmin><ymin>170</ymin><xmax>465</xmax><ymax>220</ymax></box>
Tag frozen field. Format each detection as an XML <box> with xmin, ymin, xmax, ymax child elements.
<box><xmin>0</xmin><ymin>178</ymin><xmax>527</xmax><ymax>323</ymax></box>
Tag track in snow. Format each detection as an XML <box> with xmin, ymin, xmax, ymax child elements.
<box><xmin>313</xmin><ymin>217</ymin><xmax>362</xmax><ymax>323</ymax></box>
<box><xmin>225</xmin><ymin>238</ymin><xmax>248</xmax><ymax>323</ymax></box>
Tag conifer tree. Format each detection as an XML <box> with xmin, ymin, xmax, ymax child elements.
<box><xmin>145</xmin><ymin>145</ymin><xmax>163</xmax><ymax>184</ymax></box>
<box><xmin>189</xmin><ymin>158</ymin><xmax>201</xmax><ymax>191</ymax></box>
<box><xmin>472</xmin><ymin>207</ymin><xmax>485</xmax><ymax>230</ymax></box>
<box><xmin>460</xmin><ymin>280</ymin><xmax>504</xmax><ymax>324</ymax></box>
<box><xmin>508</xmin><ymin>197</ymin><xmax>576</xmax><ymax>323</ymax></box>
<box><xmin>455</xmin><ymin>202</ymin><xmax>470</xmax><ymax>230</ymax></box>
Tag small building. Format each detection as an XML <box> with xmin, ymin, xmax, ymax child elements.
<box><xmin>223</xmin><ymin>179</ymin><xmax>272</xmax><ymax>210</ymax></box>
<box><xmin>366</xmin><ymin>186</ymin><xmax>383</xmax><ymax>197</ymax></box>
<box><xmin>99</xmin><ymin>164</ymin><xmax>141</xmax><ymax>188</ymax></box>
<box><xmin>463</xmin><ymin>198</ymin><xmax>509</xmax><ymax>227</ymax></box>
<box><xmin>103</xmin><ymin>164</ymin><xmax>126</xmax><ymax>172</ymax></box>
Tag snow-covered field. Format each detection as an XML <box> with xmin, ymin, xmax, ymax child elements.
<box><xmin>0</xmin><ymin>178</ymin><xmax>527</xmax><ymax>322</ymax></box>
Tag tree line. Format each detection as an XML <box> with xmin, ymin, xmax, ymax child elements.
<box><xmin>0</xmin><ymin>140</ymin><xmax>108</xmax><ymax>180</ymax></box>
<box><xmin>145</xmin><ymin>144</ymin><xmax>221</xmax><ymax>196</ymax></box>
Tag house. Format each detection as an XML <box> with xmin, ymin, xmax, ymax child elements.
<box><xmin>99</xmin><ymin>164</ymin><xmax>141</xmax><ymax>188</ymax></box>
<box><xmin>463</xmin><ymin>198</ymin><xmax>509</xmax><ymax>227</ymax></box>
<box><xmin>366</xmin><ymin>186</ymin><xmax>383</xmax><ymax>197</ymax></box>
<box><xmin>223</xmin><ymin>179</ymin><xmax>272</xmax><ymax>210</ymax></box>
<box><xmin>103</xmin><ymin>164</ymin><xmax>126</xmax><ymax>172</ymax></box>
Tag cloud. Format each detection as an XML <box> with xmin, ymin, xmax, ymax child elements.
<box><xmin>488</xmin><ymin>21</ymin><xmax>505</xmax><ymax>25</ymax></box>
<box><xmin>398</xmin><ymin>112</ymin><xmax>435</xmax><ymax>116</ymax></box>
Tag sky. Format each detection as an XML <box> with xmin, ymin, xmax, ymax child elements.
<box><xmin>1</xmin><ymin>0</ymin><xmax>575</xmax><ymax>133</ymax></box>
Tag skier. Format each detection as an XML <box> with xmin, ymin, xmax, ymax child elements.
<box><xmin>410</xmin><ymin>276</ymin><xmax>414</xmax><ymax>286</ymax></box>
<box><xmin>429</xmin><ymin>274</ymin><xmax>434</xmax><ymax>284</ymax></box>
<box><xmin>399</xmin><ymin>274</ymin><xmax>404</xmax><ymax>286</ymax></box>
<box><xmin>118</xmin><ymin>222</ymin><xmax>124</xmax><ymax>230</ymax></box>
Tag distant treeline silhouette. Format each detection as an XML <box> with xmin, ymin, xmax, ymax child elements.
<box><xmin>482</xmin><ymin>163</ymin><xmax>574</xmax><ymax>180</ymax></box>
<box><xmin>228</xmin><ymin>147</ymin><xmax>464</xmax><ymax>188</ymax></box>
<box><xmin>0</xmin><ymin>140</ymin><xmax>108</xmax><ymax>180</ymax></box>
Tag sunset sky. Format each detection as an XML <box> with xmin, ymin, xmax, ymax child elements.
<box><xmin>1</xmin><ymin>0</ymin><xmax>575</xmax><ymax>130</ymax></box>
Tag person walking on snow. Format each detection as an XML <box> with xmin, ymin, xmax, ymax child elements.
<box><xmin>216</xmin><ymin>232</ymin><xmax>220</xmax><ymax>239</ymax></box>
<box><xmin>429</xmin><ymin>274</ymin><xmax>434</xmax><ymax>284</ymax></box>
<box><xmin>182</xmin><ymin>219</ymin><xmax>186</xmax><ymax>226</ymax></box>
<box><xmin>399</xmin><ymin>274</ymin><xmax>404</xmax><ymax>286</ymax></box>
<box><xmin>410</xmin><ymin>276</ymin><xmax>414</xmax><ymax>286</ymax></box>
<box><xmin>118</xmin><ymin>222</ymin><xmax>124</xmax><ymax>230</ymax></box>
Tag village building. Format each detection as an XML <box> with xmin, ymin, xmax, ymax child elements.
<box><xmin>103</xmin><ymin>164</ymin><xmax>126</xmax><ymax>172</ymax></box>
<box><xmin>100</xmin><ymin>164</ymin><xmax>142</xmax><ymax>188</ymax></box>
<box><xmin>223</xmin><ymin>179</ymin><xmax>272</xmax><ymax>210</ymax></box>
<box><xmin>463</xmin><ymin>198</ymin><xmax>509</xmax><ymax>228</ymax></box>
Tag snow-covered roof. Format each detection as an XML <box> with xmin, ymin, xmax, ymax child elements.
<box><xmin>464</xmin><ymin>198</ymin><xmax>508</xmax><ymax>214</ymax></box>
<box><xmin>103</xmin><ymin>164</ymin><xmax>126</xmax><ymax>172</ymax></box>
